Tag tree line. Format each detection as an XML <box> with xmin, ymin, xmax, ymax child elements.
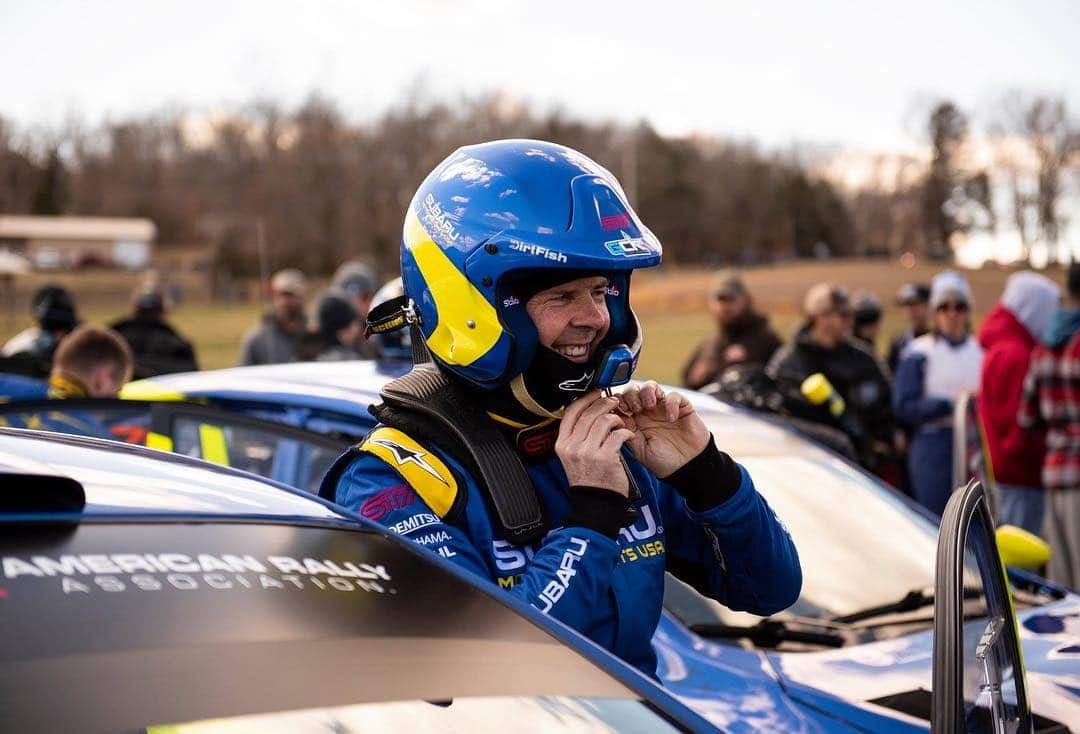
<box><xmin>1</xmin><ymin>90</ymin><xmax>1076</xmax><ymax>277</ymax></box>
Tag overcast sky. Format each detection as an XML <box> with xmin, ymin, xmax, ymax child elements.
<box><xmin>3</xmin><ymin>0</ymin><xmax>1079</xmax><ymax>151</ymax></box>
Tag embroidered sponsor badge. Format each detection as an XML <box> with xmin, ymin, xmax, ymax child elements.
<box><xmin>359</xmin><ymin>484</ymin><xmax>417</xmax><ymax>521</ymax></box>
<box><xmin>360</xmin><ymin>427</ymin><xmax>458</xmax><ymax>517</ymax></box>
<box><xmin>604</xmin><ymin>235</ymin><xmax>653</xmax><ymax>258</ymax></box>
<box><xmin>516</xmin><ymin>421</ymin><xmax>559</xmax><ymax>461</ymax></box>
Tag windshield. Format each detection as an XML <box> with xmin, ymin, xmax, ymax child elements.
<box><xmin>664</xmin><ymin>419</ymin><xmax>941</xmax><ymax>628</ymax></box>
<box><xmin>150</xmin><ymin>697</ymin><xmax>681</xmax><ymax>733</ymax></box>
<box><xmin>742</xmin><ymin>455</ymin><xmax>939</xmax><ymax>619</ymax></box>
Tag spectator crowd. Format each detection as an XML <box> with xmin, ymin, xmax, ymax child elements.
<box><xmin>0</xmin><ymin>258</ymin><xmax>1076</xmax><ymax>590</ymax></box>
<box><xmin>684</xmin><ymin>265</ymin><xmax>1080</xmax><ymax>590</ymax></box>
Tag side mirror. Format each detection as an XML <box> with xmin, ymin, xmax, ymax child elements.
<box><xmin>996</xmin><ymin>524</ymin><xmax>1051</xmax><ymax>571</ymax></box>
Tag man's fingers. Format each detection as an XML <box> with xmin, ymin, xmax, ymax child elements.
<box><xmin>618</xmin><ymin>385</ymin><xmax>644</xmax><ymax>414</ymax></box>
<box><xmin>599</xmin><ymin>427</ymin><xmax>636</xmax><ymax>453</ymax></box>
<box><xmin>561</xmin><ymin>393</ymin><xmax>621</xmax><ymax>446</ymax></box>
<box><xmin>666</xmin><ymin>391</ymin><xmax>688</xmax><ymax>422</ymax></box>
<box><xmin>560</xmin><ymin>390</ymin><xmax>605</xmax><ymax>434</ymax></box>
<box><xmin>583</xmin><ymin>411</ymin><xmax>629</xmax><ymax>447</ymax></box>
<box><xmin>640</xmin><ymin>381</ymin><xmax>665</xmax><ymax>410</ymax></box>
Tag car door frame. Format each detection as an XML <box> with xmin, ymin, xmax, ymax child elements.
<box><xmin>933</xmin><ymin>478</ymin><xmax>1033</xmax><ymax>733</ymax></box>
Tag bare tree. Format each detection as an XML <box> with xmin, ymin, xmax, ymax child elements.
<box><xmin>922</xmin><ymin>101</ymin><xmax>968</xmax><ymax>259</ymax></box>
<box><xmin>993</xmin><ymin>90</ymin><xmax>1080</xmax><ymax>263</ymax></box>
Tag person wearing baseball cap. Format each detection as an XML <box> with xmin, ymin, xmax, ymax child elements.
<box><xmin>238</xmin><ymin>268</ymin><xmax>309</xmax><ymax>366</ymax></box>
<box><xmin>110</xmin><ymin>281</ymin><xmax>198</xmax><ymax>378</ymax></box>
<box><xmin>887</xmin><ymin>282</ymin><xmax>931</xmax><ymax>373</ymax></box>
<box><xmin>766</xmin><ymin>282</ymin><xmax>894</xmax><ymax>476</ymax></box>
<box><xmin>682</xmin><ymin>271</ymin><xmax>781</xmax><ymax>390</ymax></box>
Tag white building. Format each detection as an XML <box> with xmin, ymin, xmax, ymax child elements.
<box><xmin>0</xmin><ymin>215</ymin><xmax>156</xmax><ymax>271</ymax></box>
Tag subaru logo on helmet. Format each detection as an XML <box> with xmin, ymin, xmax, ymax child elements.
<box><xmin>605</xmin><ymin>236</ymin><xmax>654</xmax><ymax>258</ymax></box>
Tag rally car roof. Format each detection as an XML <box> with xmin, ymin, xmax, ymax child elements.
<box><xmin>122</xmin><ymin>359</ymin><xmax>397</xmax><ymax>414</ymax></box>
<box><xmin>126</xmin><ymin>360</ymin><xmax>825</xmax><ymax>459</ymax></box>
<box><xmin>0</xmin><ymin>428</ymin><xmax>348</xmax><ymax>522</ymax></box>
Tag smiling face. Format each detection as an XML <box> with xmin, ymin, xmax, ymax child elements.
<box><xmin>935</xmin><ymin>300</ymin><xmax>970</xmax><ymax>340</ymax></box>
<box><xmin>524</xmin><ymin>275</ymin><xmax>611</xmax><ymax>363</ymax></box>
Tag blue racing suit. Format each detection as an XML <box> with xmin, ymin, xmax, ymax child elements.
<box><xmin>327</xmin><ymin>424</ymin><xmax>802</xmax><ymax>676</ymax></box>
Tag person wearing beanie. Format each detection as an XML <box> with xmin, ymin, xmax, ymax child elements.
<box><xmin>110</xmin><ymin>282</ymin><xmax>198</xmax><ymax>378</ymax></box>
<box><xmin>331</xmin><ymin>260</ymin><xmax>381</xmax><ymax>358</ymax></box>
<box><xmin>1019</xmin><ymin>262</ymin><xmax>1080</xmax><ymax>589</ymax></box>
<box><xmin>299</xmin><ymin>290</ymin><xmax>365</xmax><ymax>362</ymax></box>
<box><xmin>851</xmin><ymin>291</ymin><xmax>884</xmax><ymax>356</ymax></box>
<box><xmin>893</xmin><ymin>270</ymin><xmax>984</xmax><ymax>516</ymax></box>
<box><xmin>1</xmin><ymin>284</ymin><xmax>80</xmax><ymax>376</ymax></box>
<box><xmin>977</xmin><ymin>271</ymin><xmax>1060</xmax><ymax>533</ymax></box>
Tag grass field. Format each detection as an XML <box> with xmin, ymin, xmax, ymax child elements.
<box><xmin>0</xmin><ymin>259</ymin><xmax>1065</xmax><ymax>384</ymax></box>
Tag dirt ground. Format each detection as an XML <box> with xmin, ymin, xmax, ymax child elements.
<box><xmin>0</xmin><ymin>259</ymin><xmax>1065</xmax><ymax>383</ymax></box>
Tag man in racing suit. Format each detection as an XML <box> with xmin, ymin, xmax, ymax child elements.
<box><xmin>325</xmin><ymin>140</ymin><xmax>802</xmax><ymax>677</ymax></box>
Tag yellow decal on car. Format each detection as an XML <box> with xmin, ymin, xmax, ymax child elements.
<box><xmin>360</xmin><ymin>426</ymin><xmax>457</xmax><ymax>517</ymax></box>
<box><xmin>146</xmin><ymin>432</ymin><xmax>174</xmax><ymax>452</ymax></box>
<box><xmin>198</xmin><ymin>424</ymin><xmax>230</xmax><ymax>466</ymax></box>
<box><xmin>120</xmin><ymin>380</ymin><xmax>186</xmax><ymax>402</ymax></box>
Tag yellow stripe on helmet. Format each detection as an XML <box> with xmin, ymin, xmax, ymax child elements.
<box><xmin>404</xmin><ymin>208</ymin><xmax>502</xmax><ymax>366</ymax></box>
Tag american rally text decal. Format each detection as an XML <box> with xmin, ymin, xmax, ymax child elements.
<box><xmin>0</xmin><ymin>553</ymin><xmax>396</xmax><ymax>596</ymax></box>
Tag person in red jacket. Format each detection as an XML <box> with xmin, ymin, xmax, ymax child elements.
<box><xmin>977</xmin><ymin>271</ymin><xmax>1060</xmax><ymax>533</ymax></box>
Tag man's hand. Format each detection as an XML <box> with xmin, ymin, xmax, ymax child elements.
<box><xmin>556</xmin><ymin>391</ymin><xmax>636</xmax><ymax>496</ymax></box>
<box><xmin>617</xmin><ymin>381</ymin><xmax>711</xmax><ymax>478</ymax></box>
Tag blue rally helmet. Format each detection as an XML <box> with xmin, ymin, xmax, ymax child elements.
<box><xmin>400</xmin><ymin>139</ymin><xmax>662</xmax><ymax>390</ymax></box>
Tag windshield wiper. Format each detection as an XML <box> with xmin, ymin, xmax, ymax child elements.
<box><xmin>830</xmin><ymin>586</ymin><xmax>984</xmax><ymax>625</ymax></box>
<box><xmin>689</xmin><ymin>619</ymin><xmax>846</xmax><ymax>648</ymax></box>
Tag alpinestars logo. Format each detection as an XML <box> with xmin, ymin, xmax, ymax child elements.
<box><xmin>558</xmin><ymin>372</ymin><xmax>594</xmax><ymax>392</ymax></box>
<box><xmin>366</xmin><ymin>438</ymin><xmax>448</xmax><ymax>485</ymax></box>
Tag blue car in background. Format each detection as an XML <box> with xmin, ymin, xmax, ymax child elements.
<box><xmin>2</xmin><ymin>360</ymin><xmax>1077</xmax><ymax>731</ymax></box>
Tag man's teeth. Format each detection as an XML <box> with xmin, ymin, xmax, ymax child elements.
<box><xmin>558</xmin><ymin>345</ymin><xmax>588</xmax><ymax>358</ymax></box>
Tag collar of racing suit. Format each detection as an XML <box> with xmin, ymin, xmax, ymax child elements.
<box><xmin>47</xmin><ymin>373</ymin><xmax>89</xmax><ymax>399</ymax></box>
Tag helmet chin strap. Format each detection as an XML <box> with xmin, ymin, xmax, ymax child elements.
<box><xmin>507</xmin><ymin>345</ymin><xmax>606</xmax><ymax>419</ymax></box>
<box><xmin>509</xmin><ymin>374</ymin><xmax>565</xmax><ymax>419</ymax></box>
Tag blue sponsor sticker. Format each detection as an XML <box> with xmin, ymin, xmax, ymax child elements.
<box><xmin>604</xmin><ymin>237</ymin><xmax>654</xmax><ymax>257</ymax></box>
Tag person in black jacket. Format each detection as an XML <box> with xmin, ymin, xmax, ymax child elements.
<box><xmin>110</xmin><ymin>284</ymin><xmax>198</xmax><ymax>378</ymax></box>
<box><xmin>1</xmin><ymin>284</ymin><xmax>80</xmax><ymax>377</ymax></box>
<box><xmin>682</xmin><ymin>272</ymin><xmax>782</xmax><ymax>390</ymax></box>
<box><xmin>887</xmin><ymin>282</ymin><xmax>931</xmax><ymax>373</ymax></box>
<box><xmin>766</xmin><ymin>282</ymin><xmax>895</xmax><ymax>477</ymax></box>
